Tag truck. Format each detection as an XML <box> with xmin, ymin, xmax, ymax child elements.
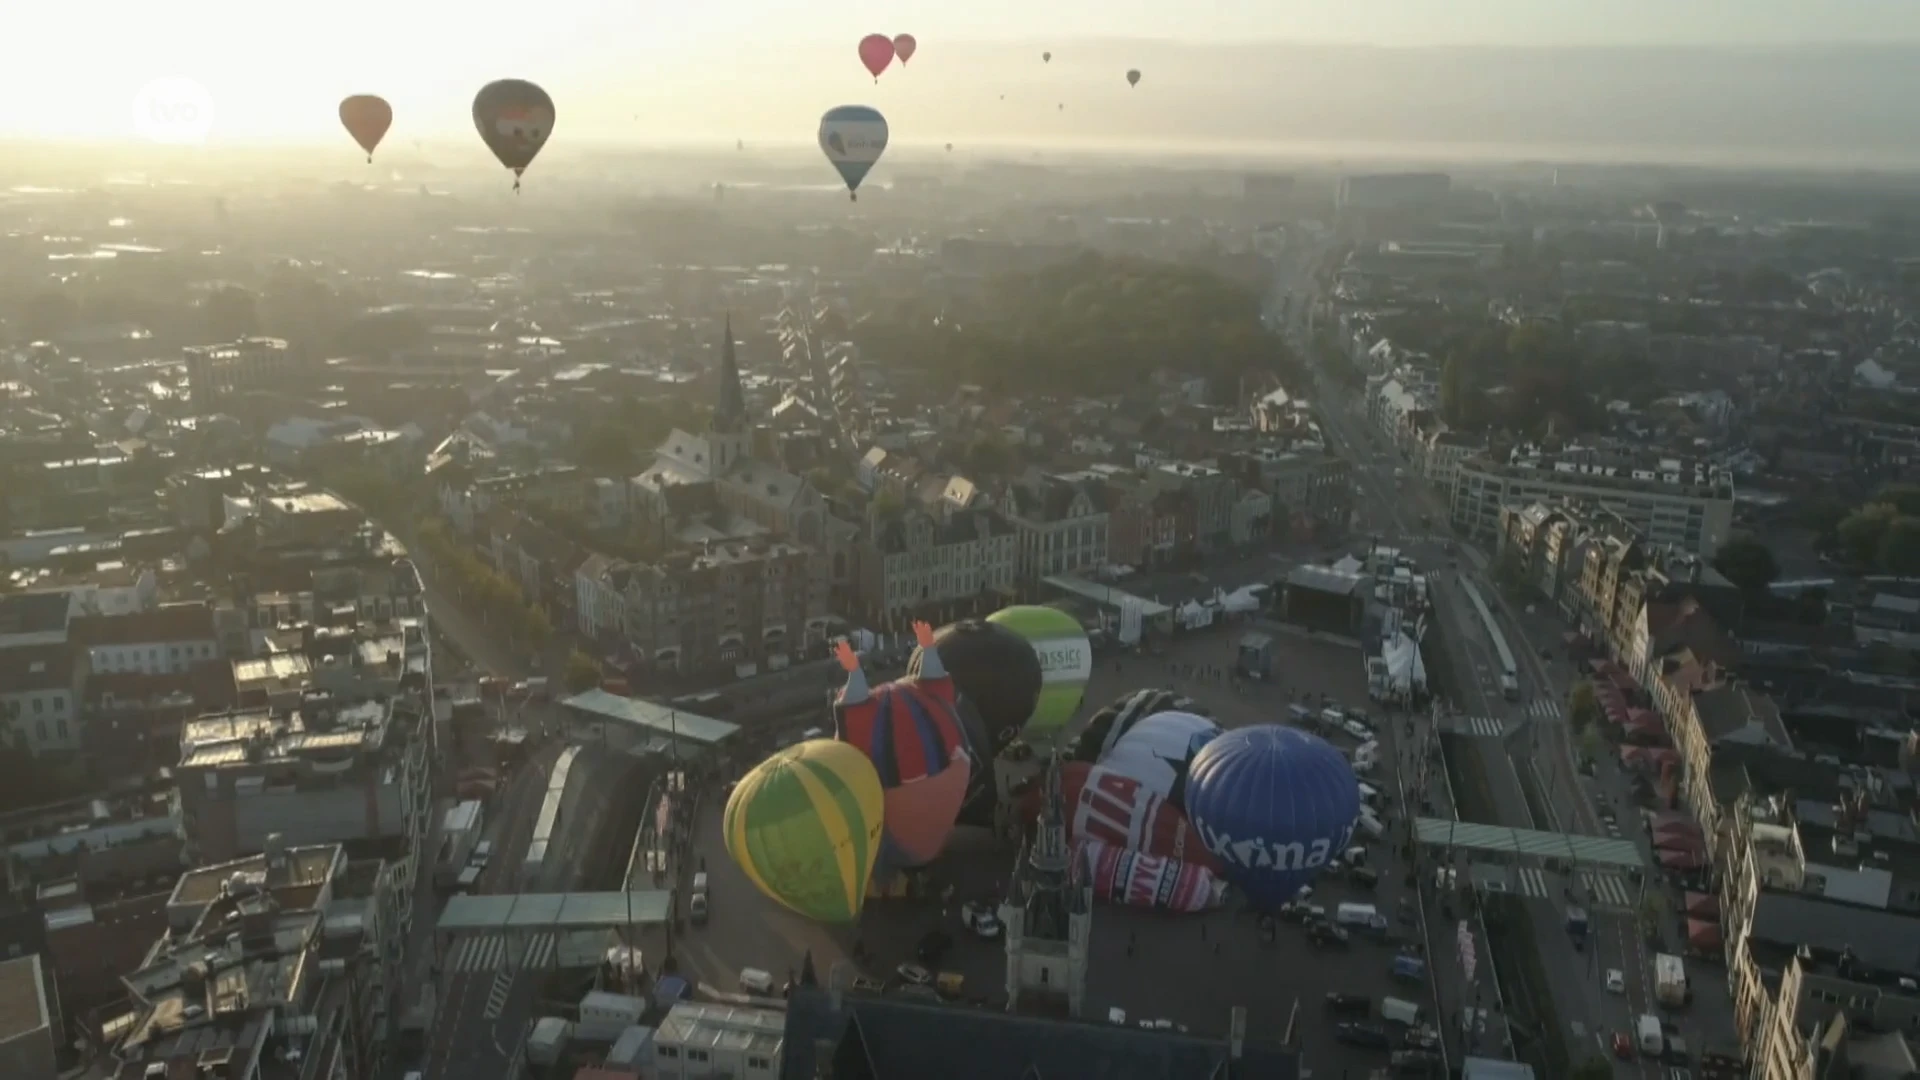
<box><xmin>396</xmin><ymin>983</ymin><xmax>435</xmax><ymax>1062</ymax></box>
<box><xmin>525</xmin><ymin>1016</ymin><xmax>573</xmax><ymax>1067</ymax></box>
<box><xmin>1336</xmin><ymin>903</ymin><xmax>1379</xmax><ymax>928</ymax></box>
<box><xmin>1655</xmin><ymin>952</ymin><xmax>1689</xmax><ymax>1008</ymax></box>
<box><xmin>433</xmin><ymin>799</ymin><xmax>485</xmax><ymax>888</ymax></box>
<box><xmin>577</xmin><ymin>991</ymin><xmax>646</xmax><ymax>1043</ymax></box>
<box><xmin>1498</xmin><ymin>672</ymin><xmax>1521</xmax><ymax>701</ymax></box>
<box><xmin>1636</xmin><ymin>1013</ymin><xmax>1665</xmax><ymax>1057</ymax></box>
<box><xmin>1565</xmin><ymin>905</ymin><xmax>1590</xmax><ymax>949</ymax></box>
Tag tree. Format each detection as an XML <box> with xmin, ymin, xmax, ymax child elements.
<box><xmin>1839</xmin><ymin>502</ymin><xmax>1899</xmax><ymax>566</ymax></box>
<box><xmin>1494</xmin><ymin>549</ymin><xmax>1530</xmax><ymax>597</ymax></box>
<box><xmin>964</xmin><ymin>432</ymin><xmax>1016</xmax><ymax>478</ymax></box>
<box><xmin>1439</xmin><ymin>353</ymin><xmax>1472</xmax><ymax>427</ymax></box>
<box><xmin>566</xmin><ymin>649</ymin><xmax>602</xmax><ymax>692</ymax></box>
<box><xmin>1571</xmin><ymin>1058</ymin><xmax>1614</xmax><ymax>1080</ymax></box>
<box><xmin>1568</xmin><ymin>680</ymin><xmax>1602</xmax><ymax>732</ymax></box>
<box><xmin>1712</xmin><ymin>537</ymin><xmax>1780</xmax><ymax>594</ymax></box>
<box><xmin>1882</xmin><ymin>516</ymin><xmax>1920</xmax><ymax>576</ymax></box>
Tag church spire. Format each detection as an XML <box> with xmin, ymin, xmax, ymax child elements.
<box><xmin>713</xmin><ymin>311</ymin><xmax>747</xmax><ymax>434</ymax></box>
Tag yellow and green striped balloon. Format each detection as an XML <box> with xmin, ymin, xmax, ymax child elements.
<box><xmin>724</xmin><ymin>739</ymin><xmax>885</xmax><ymax>924</ymax></box>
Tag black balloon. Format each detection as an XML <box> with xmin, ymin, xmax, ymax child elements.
<box><xmin>907</xmin><ymin>619</ymin><xmax>1041</xmax><ymax>751</ymax></box>
<box><xmin>472</xmin><ymin>79</ymin><xmax>555</xmax><ymax>189</ymax></box>
<box><xmin>1068</xmin><ymin>688</ymin><xmax>1208</xmax><ymax>763</ymax></box>
<box><xmin>950</xmin><ymin>692</ymin><xmax>1000</xmax><ymax>828</ymax></box>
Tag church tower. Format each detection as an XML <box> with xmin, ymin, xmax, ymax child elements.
<box><xmin>709</xmin><ymin>312</ymin><xmax>751</xmax><ymax>472</ymax></box>
<box><xmin>998</xmin><ymin>752</ymin><xmax>1092</xmax><ymax>1017</ymax></box>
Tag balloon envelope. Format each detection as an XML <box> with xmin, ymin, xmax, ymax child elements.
<box><xmin>1071</xmin><ymin>689</ymin><xmax>1206</xmax><ymax>763</ymax></box>
<box><xmin>836</xmin><ymin>676</ymin><xmax>970</xmax><ymax>868</ymax></box>
<box><xmin>909</xmin><ymin>619</ymin><xmax>1040</xmax><ymax>751</ymax></box>
<box><xmin>1024</xmin><ymin>761</ymin><xmax>1221</xmax><ymax>871</ymax></box>
<box><xmin>1127</xmin><ymin>69</ymin><xmax>1142</xmax><ymax>87</ymax></box>
<box><xmin>723</xmin><ymin>740</ymin><xmax>884</xmax><ymax>923</ymax></box>
<box><xmin>1079</xmin><ymin>838</ymin><xmax>1224</xmax><ymax>913</ymax></box>
<box><xmin>338</xmin><ymin>95</ymin><xmax>392</xmax><ymax>157</ymax></box>
<box><xmin>1100</xmin><ymin>710</ymin><xmax>1223</xmax><ymax>810</ymax></box>
<box><xmin>893</xmin><ymin>34</ymin><xmax>918</xmax><ymax>63</ymax></box>
<box><xmin>472</xmin><ymin>79</ymin><xmax>555</xmax><ymax>175</ymax></box>
<box><xmin>987</xmin><ymin>605</ymin><xmax>1091</xmax><ymax>741</ymax></box>
<box><xmin>1186</xmin><ymin>725</ymin><xmax>1361</xmax><ymax>909</ymax></box>
<box><xmin>1043</xmin><ymin>51</ymin><xmax>1052</xmax><ymax>63</ymax></box>
<box><xmin>859</xmin><ymin>34</ymin><xmax>896</xmax><ymax>78</ymax></box>
<box><xmin>817</xmin><ymin>105</ymin><xmax>889</xmax><ymax>196</ymax></box>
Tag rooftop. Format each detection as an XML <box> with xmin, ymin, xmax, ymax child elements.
<box><xmin>0</xmin><ymin>953</ymin><xmax>50</xmax><ymax>1043</ymax></box>
<box><xmin>657</xmin><ymin>1002</ymin><xmax>784</xmax><ymax>1058</ymax></box>
<box><xmin>560</xmin><ymin>690</ymin><xmax>740</xmax><ymax>745</ymax></box>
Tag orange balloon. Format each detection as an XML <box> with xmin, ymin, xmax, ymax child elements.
<box><xmin>338</xmin><ymin>95</ymin><xmax>393</xmax><ymax>163</ymax></box>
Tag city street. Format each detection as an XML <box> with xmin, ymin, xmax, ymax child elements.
<box><xmin>1285</xmin><ymin>266</ymin><xmax>1739</xmax><ymax>1072</ymax></box>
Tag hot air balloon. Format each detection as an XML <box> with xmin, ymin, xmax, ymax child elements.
<box><xmin>817</xmin><ymin>105</ymin><xmax>889</xmax><ymax>202</ymax></box>
<box><xmin>1071</xmin><ymin>689</ymin><xmax>1206</xmax><ymax>762</ymax></box>
<box><xmin>1021</xmin><ymin>761</ymin><xmax>1221</xmax><ymax>871</ymax></box>
<box><xmin>472</xmin><ymin>79</ymin><xmax>554</xmax><ymax>192</ymax></box>
<box><xmin>893</xmin><ymin>34</ymin><xmax>918</xmax><ymax>64</ymax></box>
<box><xmin>1126</xmin><ymin>69</ymin><xmax>1142</xmax><ymax>88</ymax></box>
<box><xmin>338</xmin><ymin>95</ymin><xmax>392</xmax><ymax>163</ymax></box>
<box><xmin>1058</xmin><ymin>103</ymin><xmax>1066</xmax><ymax>112</ymax></box>
<box><xmin>834</xmin><ymin>629</ymin><xmax>970</xmax><ymax>870</ymax></box>
<box><xmin>1079</xmin><ymin>839</ymin><xmax>1224</xmax><ymax>912</ymax></box>
<box><xmin>945</xmin><ymin>142</ymin><xmax>953</xmax><ymax>153</ymax></box>
<box><xmin>1042</xmin><ymin>51</ymin><xmax>1053</xmax><ymax>63</ymax></box>
<box><xmin>986</xmin><ymin>605</ymin><xmax>1090</xmax><ymax>743</ymax></box>
<box><xmin>908</xmin><ymin>620</ymin><xmax>1041</xmax><ymax>752</ymax></box>
<box><xmin>723</xmin><ymin>739</ymin><xmax>884</xmax><ymax>923</ymax></box>
<box><xmin>1099</xmin><ymin>711</ymin><xmax>1223</xmax><ymax>810</ymax></box>
<box><xmin>859</xmin><ymin>34</ymin><xmax>896</xmax><ymax>81</ymax></box>
<box><xmin>1186</xmin><ymin>725</ymin><xmax>1361</xmax><ymax>909</ymax></box>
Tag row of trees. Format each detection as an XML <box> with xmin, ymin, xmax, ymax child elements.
<box><xmin>415</xmin><ymin>519</ymin><xmax>553</xmax><ymax>651</ymax></box>
<box><xmin>1835</xmin><ymin>483</ymin><xmax>1920</xmax><ymax>576</ymax></box>
<box><xmin>855</xmin><ymin>252</ymin><xmax>1301</xmax><ymax>396</ymax></box>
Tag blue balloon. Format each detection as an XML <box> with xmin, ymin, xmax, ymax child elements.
<box><xmin>1185</xmin><ymin>725</ymin><xmax>1361</xmax><ymax>908</ymax></box>
<box><xmin>818</xmin><ymin>105</ymin><xmax>890</xmax><ymax>201</ymax></box>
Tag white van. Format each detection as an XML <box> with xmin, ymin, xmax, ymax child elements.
<box><xmin>1380</xmin><ymin>997</ymin><xmax>1421</xmax><ymax>1026</ymax></box>
<box><xmin>455</xmin><ymin>865</ymin><xmax>482</xmax><ymax>893</ymax></box>
<box><xmin>1335</xmin><ymin>902</ymin><xmax>1378</xmax><ymax>927</ymax></box>
<box><xmin>1355</xmin><ymin>813</ymin><xmax>1385</xmax><ymax>841</ymax></box>
<box><xmin>740</xmin><ymin>968</ymin><xmax>775</xmax><ymax>996</ymax></box>
<box><xmin>1636</xmin><ymin>1013</ymin><xmax>1664</xmax><ymax>1056</ymax></box>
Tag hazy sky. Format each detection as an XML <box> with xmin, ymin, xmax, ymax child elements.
<box><xmin>6</xmin><ymin>0</ymin><xmax>1920</xmax><ymax>154</ymax></box>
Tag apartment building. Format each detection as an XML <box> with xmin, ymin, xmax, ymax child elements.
<box><xmin>174</xmin><ymin>694</ymin><xmax>433</xmax><ymax>867</ymax></box>
<box><xmin>115</xmin><ymin>837</ymin><xmax>402</xmax><ymax>1080</ymax></box>
<box><xmin>1454</xmin><ymin>446</ymin><xmax>1734</xmax><ymax>555</ymax></box>
<box><xmin>575</xmin><ymin>539</ymin><xmax>830</xmax><ymax>677</ymax></box>
<box><xmin>1002</xmin><ymin>473</ymin><xmax>1109</xmax><ymax>582</ymax></box>
<box><xmin>183</xmin><ymin>337</ymin><xmax>296</xmax><ymax>406</ymax></box>
<box><xmin>71</xmin><ymin>603</ymin><xmax>222</xmax><ymax>677</ymax></box>
<box><xmin>0</xmin><ymin>954</ymin><xmax>57</xmax><ymax>1080</ymax></box>
<box><xmin>859</xmin><ymin>507</ymin><xmax>1017</xmax><ymax>623</ymax></box>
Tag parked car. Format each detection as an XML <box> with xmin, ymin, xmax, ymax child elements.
<box><xmin>895</xmin><ymin>963</ymin><xmax>933</xmax><ymax>986</ymax></box>
<box><xmin>961</xmin><ymin>902</ymin><xmax>1002</xmax><ymax>938</ymax></box>
<box><xmin>1335</xmin><ymin>1023</ymin><xmax>1391</xmax><ymax>1049</ymax></box>
<box><xmin>1324</xmin><ymin>993</ymin><xmax>1371</xmax><ymax>1018</ymax></box>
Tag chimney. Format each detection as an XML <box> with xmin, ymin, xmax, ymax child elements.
<box><xmin>1229</xmin><ymin>1006</ymin><xmax>1246</xmax><ymax>1060</ymax></box>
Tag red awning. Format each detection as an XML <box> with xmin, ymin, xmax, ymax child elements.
<box><xmin>1687</xmin><ymin>918</ymin><xmax>1722</xmax><ymax>949</ymax></box>
<box><xmin>1648</xmin><ymin>810</ymin><xmax>1693</xmax><ymax>830</ymax></box>
<box><xmin>1590</xmin><ymin>659</ymin><xmax>1618</xmax><ymax>675</ymax></box>
<box><xmin>1659</xmin><ymin>847</ymin><xmax>1704</xmax><ymax>870</ymax></box>
<box><xmin>1609</xmin><ymin>671</ymin><xmax>1638</xmax><ymax>692</ymax></box>
<box><xmin>1685</xmin><ymin>891</ymin><xmax>1719</xmax><ymax>917</ymax></box>
<box><xmin>1657</xmin><ymin>834</ymin><xmax>1704</xmax><ymax>856</ymax></box>
<box><xmin>1627</xmin><ymin>707</ymin><xmax>1659</xmax><ymax>726</ymax></box>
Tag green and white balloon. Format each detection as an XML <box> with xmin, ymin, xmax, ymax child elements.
<box><xmin>987</xmin><ymin>604</ymin><xmax>1092</xmax><ymax>743</ymax></box>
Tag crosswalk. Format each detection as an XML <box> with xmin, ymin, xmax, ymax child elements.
<box><xmin>1510</xmin><ymin>867</ymin><xmax>1636</xmax><ymax>909</ymax></box>
<box><xmin>447</xmin><ymin>932</ymin><xmax>557</xmax><ymax>975</ymax></box>
<box><xmin>1453</xmin><ymin>716</ymin><xmax>1508</xmax><ymax>738</ymax></box>
<box><xmin>1527</xmin><ymin>699</ymin><xmax>1563</xmax><ymax>721</ymax></box>
<box><xmin>482</xmin><ymin>969</ymin><xmax>513</xmax><ymax>1020</ymax></box>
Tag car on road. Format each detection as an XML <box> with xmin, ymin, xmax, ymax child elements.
<box><xmin>1613</xmin><ymin>1031</ymin><xmax>1636</xmax><ymax>1060</ymax></box>
<box><xmin>1324</xmin><ymin>992</ymin><xmax>1371</xmax><ymax>1017</ymax></box>
<box><xmin>895</xmin><ymin>963</ymin><xmax>933</xmax><ymax>986</ymax></box>
<box><xmin>470</xmin><ymin>840</ymin><xmax>492</xmax><ymax>869</ymax></box>
<box><xmin>1334</xmin><ymin>1023</ymin><xmax>1391</xmax><ymax>1049</ymax></box>
<box><xmin>962</xmin><ymin>902</ymin><xmax>1003</xmax><ymax>938</ymax></box>
<box><xmin>1309</xmin><ymin>924</ymin><xmax>1351</xmax><ymax>949</ymax></box>
<box><xmin>1606</xmin><ymin>968</ymin><xmax>1626</xmax><ymax>994</ymax></box>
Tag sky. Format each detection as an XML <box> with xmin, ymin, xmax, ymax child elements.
<box><xmin>5</xmin><ymin>0</ymin><xmax>1920</xmax><ymax>155</ymax></box>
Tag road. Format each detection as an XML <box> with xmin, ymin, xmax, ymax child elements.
<box><xmin>1282</xmin><ymin>251</ymin><xmax>1734</xmax><ymax>1075</ymax></box>
<box><xmin>1274</xmin><ymin>251</ymin><xmax>1645</xmax><ymax>1074</ymax></box>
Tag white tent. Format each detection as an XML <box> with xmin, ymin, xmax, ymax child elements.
<box><xmin>1219</xmin><ymin>587</ymin><xmax>1261</xmax><ymax>615</ymax></box>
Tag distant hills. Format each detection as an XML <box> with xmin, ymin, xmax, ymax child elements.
<box><xmin>575</xmin><ymin>40</ymin><xmax>1920</xmax><ymax>167</ymax></box>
